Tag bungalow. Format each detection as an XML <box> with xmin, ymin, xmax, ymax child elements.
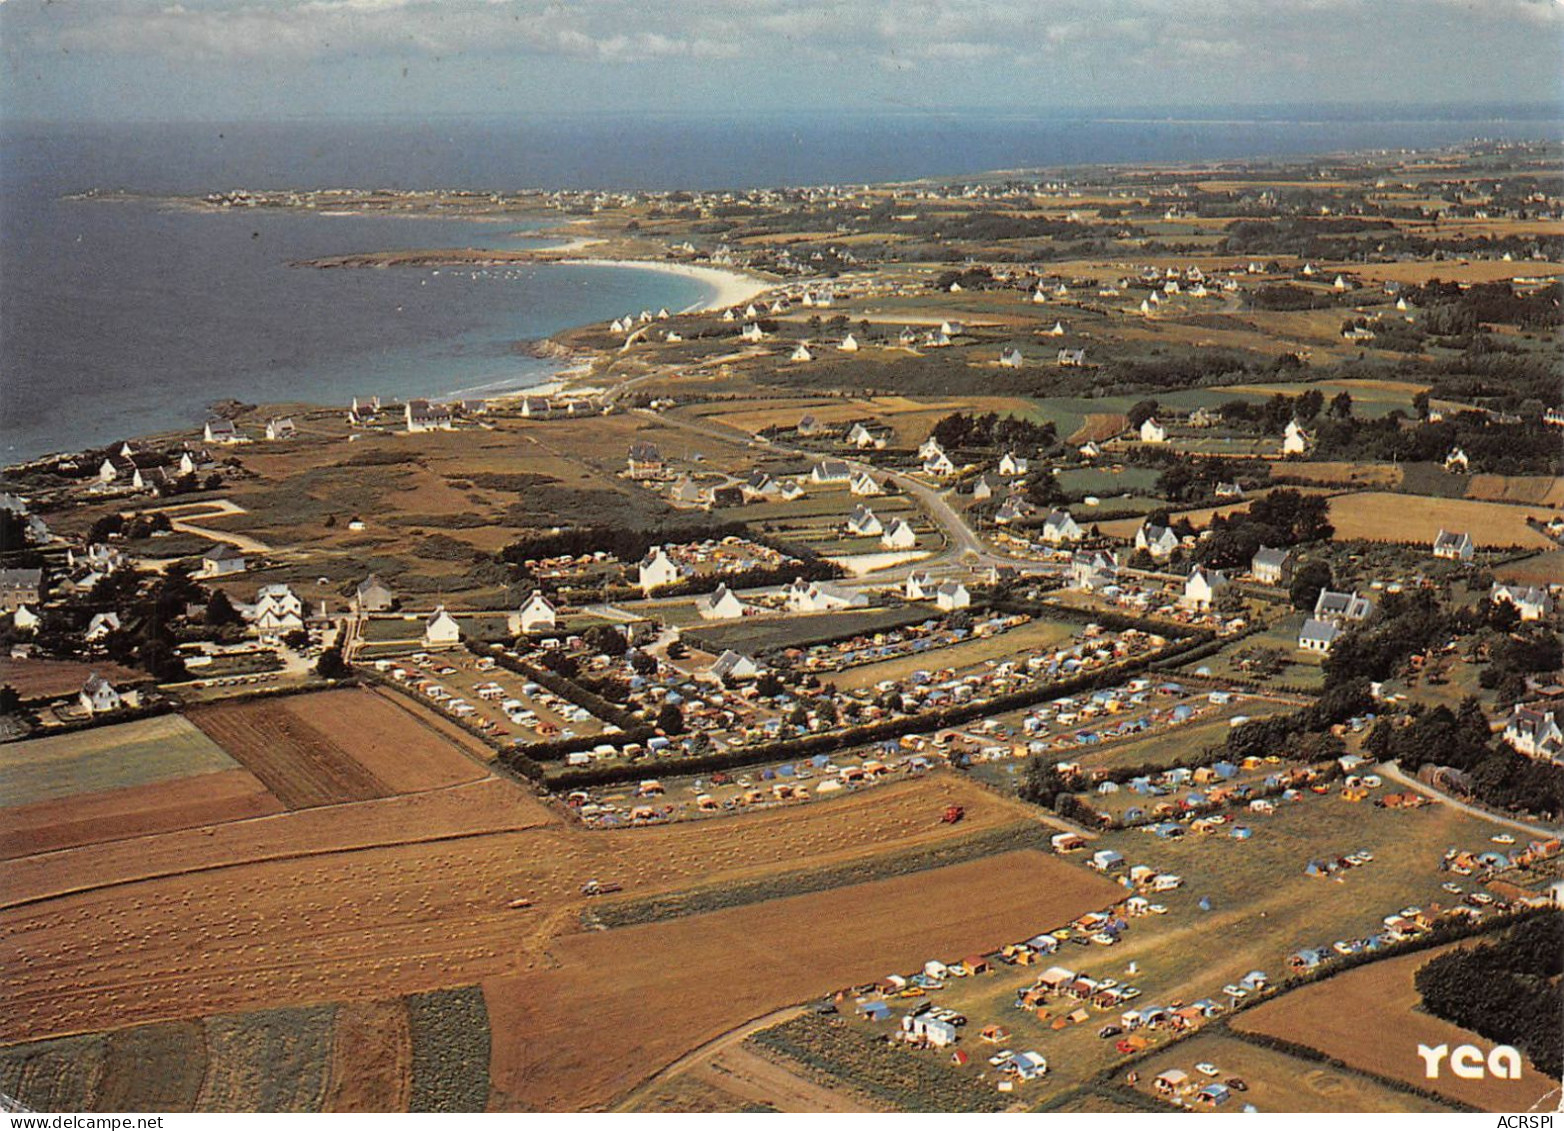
<box><xmin>1491</xmin><ymin>583</ymin><xmax>1554</xmax><ymax>621</ymax></box>
<box><xmin>786</xmin><ymin>578</ymin><xmax>868</xmax><ymax>612</ymax></box>
<box><xmin>423</xmin><ymin>606</ymin><xmax>462</xmax><ymax>647</ymax></box>
<box><xmin>79</xmin><ymin>672</ymin><xmax>122</xmax><ymax>715</ymax></box>
<box><xmin>881</xmin><ymin>518</ymin><xmax>918</xmax><ymax>550</ymax></box>
<box><xmin>627</xmin><ymin>441</ymin><xmax>665</xmax><ymax>481</ymax></box>
<box><xmin>708</xmin><ymin>650</ymin><xmax>761</xmax><ymax>682</ymax></box>
<box><xmin>405</xmin><ymin>399</ymin><xmax>455</xmax><ymax>433</ymax></box>
<box><xmin>934</xmin><ymin>581</ymin><xmax>971</xmax><ymax>611</ymax></box>
<box><xmin>1139</xmin><ymin>417</ymin><xmax>1168</xmax><ymax>444</ymax></box>
<box><xmin>1250</xmin><ymin>545</ymin><xmax>1292</xmax><ymax>585</ymax></box>
<box><xmin>204</xmin><ymin>418</ymin><xmax>246</xmax><ymax>444</ymax></box>
<box><xmin>696</xmin><ymin>584</ymin><xmax>750</xmax><ymax>620</ymax></box>
<box><xmin>839</xmin><ymin>333</ymin><xmax>860</xmax><ymax>352</ymax></box>
<box><xmin>969</xmin><ymin>473</ymin><xmax>1002</xmax><ymax>501</ymax></box>
<box><xmin>1298</xmin><ymin>618</ymin><xmax>1341</xmax><ymax>653</ymax></box>
<box><xmin>1136</xmin><ymin>522</ymin><xmax>1179</xmax><ymax>560</ymax></box>
<box><xmin>790</xmin><ymin>342</ymin><xmax>813</xmax><ymax>363</ymax></box>
<box><xmin>1182</xmin><ymin>567</ymin><xmax>1229</xmax><ymax>611</ymax></box>
<box><xmin>796</xmin><ymin>413</ymin><xmax>821</xmax><ymax>436</ymax></box>
<box><xmin>811</xmin><ymin>459</ymin><xmax>852</xmax><ymax>484</ymax></box>
<box><xmin>1432</xmin><ymin>529</ymin><xmax>1475</xmax><ymax>562</ymax></box>
<box><xmin>354</xmin><ymin>574</ymin><xmax>396</xmax><ymax>612</ymax></box>
<box><xmin>999</xmin><ymin>348</ymin><xmax>1025</xmax><ymax>369</ymax></box>
<box><xmin>515</xmin><ymin>590</ymin><xmax>558</xmax><ymax>633</ymax></box>
<box><xmin>199</xmin><ymin>543</ymin><xmax>248</xmax><ymax>578</ymax></box>
<box><xmin>1282</xmin><ymin>419</ymin><xmax>1312</xmax><ymax>455</ymax></box>
<box><xmin>847</xmin><ymin>505</ymin><xmax>884</xmax><ymax>537</ymax></box>
<box><xmin>1057</xmin><ymin>348</ymin><xmax>1087</xmax><ymax>367</ymax></box>
<box><xmin>638</xmin><ymin>545</ymin><xmax>686</xmax><ymax>592</ymax></box>
<box><xmin>1040</xmin><ymin>509</ymin><xmax>1084</xmax><ymax>545</ymax></box>
<box><xmin>264</xmin><ymin>417</ymin><xmax>297</xmax><ymax>441</ymax></box>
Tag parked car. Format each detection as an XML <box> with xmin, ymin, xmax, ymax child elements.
<box><xmin>1195</xmin><ymin>1063</ymin><xmax>1220</xmax><ymax>1077</ymax></box>
<box><xmin>1098</xmin><ymin>1025</ymin><xmax>1123</xmax><ymax>1039</ymax></box>
<box><xmin>1225</xmin><ymin>1078</ymin><xmax>1248</xmax><ymax>1092</ymax></box>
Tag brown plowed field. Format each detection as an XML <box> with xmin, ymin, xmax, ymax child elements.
<box><xmin>1465</xmin><ymin>474</ymin><xmax>1564</xmax><ymax>508</ymax></box>
<box><xmin>1233</xmin><ymin>943</ymin><xmax>1557</xmax><ymax>1111</ymax></box>
<box><xmin>307</xmin><ymin>688</ymin><xmax>492</xmax><ymax>791</ymax></box>
<box><xmin>1068</xmin><ymin>413</ymin><xmax>1129</xmax><ymax>444</ymax></box>
<box><xmin>0</xmin><ymin>659</ymin><xmax>142</xmax><ymax>700</ymax></box>
<box><xmin>188</xmin><ymin>698</ymin><xmax>391</xmax><ymax>809</ymax></box>
<box><xmin>0</xmin><ymin>769</ymin><xmax>282</xmax><ymax>860</ymax></box>
<box><xmin>0</xmin><ymin>774</ymin><xmax>1032</xmax><ymax>1046</ymax></box>
<box><xmin>483</xmin><ymin>849</ymin><xmax>1126</xmax><ymax>1111</ymax></box>
<box><xmin>322</xmin><ymin>1000</ymin><xmax>412</xmax><ymax>1112</ymax></box>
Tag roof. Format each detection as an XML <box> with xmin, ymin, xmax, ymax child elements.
<box><xmin>1252</xmin><ymin>545</ymin><xmax>1290</xmax><ymax>568</ymax></box>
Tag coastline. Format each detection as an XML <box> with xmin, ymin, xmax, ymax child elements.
<box><xmin>559</xmin><ymin>257</ymin><xmax>774</xmax><ymax>314</ymax></box>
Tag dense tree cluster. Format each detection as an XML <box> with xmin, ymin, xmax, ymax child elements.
<box><xmin>1194</xmin><ymin>488</ymin><xmax>1334</xmax><ymax>570</ymax></box>
<box><xmin>1415</xmin><ymin>914</ymin><xmax>1563</xmax><ymax>1077</ymax></box>
<box><xmin>930</xmin><ymin>412</ymin><xmax>1057</xmax><ymax>453</ymax></box>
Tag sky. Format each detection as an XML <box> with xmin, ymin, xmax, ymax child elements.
<box><xmin>2</xmin><ymin>0</ymin><xmax>1562</xmax><ymax>122</ymax></box>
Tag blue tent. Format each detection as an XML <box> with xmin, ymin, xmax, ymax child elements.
<box><xmin>1198</xmin><ymin>896</ymin><xmax>1213</xmax><ymax>911</ymax></box>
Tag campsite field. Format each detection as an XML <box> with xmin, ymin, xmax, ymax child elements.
<box><xmin>481</xmin><ymin>849</ymin><xmax>1126</xmax><ymax>1110</ymax></box>
<box><xmin>1127</xmin><ymin>1032</ymin><xmax>1456</xmax><ymax>1113</ymax></box>
<box><xmin>1326</xmin><ymin>492</ymin><xmax>1557</xmax><ymax>549</ymax></box>
<box><xmin>1232</xmin><ymin>944</ymin><xmax>1559</xmax><ymax>1111</ymax></box>
<box><xmin>829</xmin><ymin>616</ymin><xmax>1080</xmax><ymax>692</ymax></box>
<box><xmin>0</xmin><ymin>714</ymin><xmax>237</xmax><ymax>809</ymax></box>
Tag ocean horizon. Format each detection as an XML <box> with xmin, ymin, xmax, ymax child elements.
<box><xmin>4</xmin><ymin>107</ymin><xmax>1559</xmax><ymax>464</ymax></box>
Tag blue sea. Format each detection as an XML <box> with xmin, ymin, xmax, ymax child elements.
<box><xmin>2</xmin><ymin>108</ymin><xmax>1558</xmax><ymax>463</ymax></box>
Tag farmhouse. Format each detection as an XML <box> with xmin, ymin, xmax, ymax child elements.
<box><xmin>969</xmin><ymin>474</ymin><xmax>1002</xmax><ymax>501</ymax></box>
<box><xmin>848</xmin><ymin>504</ymin><xmax>884</xmax><ymax>537</ymax></box>
<box><xmin>1135</xmin><ymin>522</ymin><xmax>1179</xmax><ymax>560</ymax></box>
<box><xmin>935</xmin><ymin>581</ymin><xmax>971</xmax><ymax>611</ymax></box>
<box><xmin>354</xmin><ymin>574</ymin><xmax>396</xmax><ymax>612</ymax></box>
<box><xmin>515</xmin><ymin>590</ymin><xmax>558</xmax><ymax>633</ymax></box>
<box><xmin>1041</xmin><ymin>509</ymin><xmax>1084</xmax><ymax>545</ymax></box>
<box><xmin>707</xmin><ymin>649</ymin><xmax>762</xmax><ymax>683</ymax></box>
<box><xmin>423</xmin><ymin>607</ymin><xmax>462</xmax><ymax>647</ymax></box>
<box><xmin>639</xmin><ymin>546</ymin><xmax>687</xmax><ymax>592</ymax></box>
<box><xmin>78</xmin><ymin>673</ymin><xmax>122</xmax><ymax>715</ymax></box>
<box><xmin>1298</xmin><ymin>617</ymin><xmax>1341</xmax><ymax>653</ymax></box>
<box><xmin>1432</xmin><ymin>529</ymin><xmax>1475</xmax><ymax>562</ymax></box>
<box><xmin>627</xmin><ymin>441</ymin><xmax>666</xmax><ymax>481</ymax></box>
<box><xmin>1250</xmin><ymin>546</ymin><xmax>1292</xmax><ymax>585</ymax></box>
<box><xmin>1504</xmin><ymin>705</ymin><xmax>1563</xmax><ymax>762</ymax></box>
<box><xmin>1491</xmin><ymin>583</ymin><xmax>1554</xmax><ymax>621</ymax></box>
<box><xmin>811</xmin><ymin>460</ymin><xmax>852</xmax><ymax>484</ymax></box>
<box><xmin>204</xmin><ymin>418</ymin><xmax>247</xmax><ymax>444</ymax></box>
<box><xmin>199</xmin><ymin>543</ymin><xmax>248</xmax><ymax>578</ymax></box>
<box><xmin>881</xmin><ymin>518</ymin><xmax>918</xmax><ymax>550</ymax></box>
<box><xmin>1314</xmin><ymin>589</ymin><xmax>1373</xmax><ymax>624</ymax></box>
<box><xmin>1282</xmin><ymin>419</ymin><xmax>1312</xmax><ymax>455</ymax></box>
<box><xmin>994</xmin><ymin>497</ymin><xmax>1033</xmax><ymax>525</ymax></box>
<box><xmin>0</xmin><ymin>568</ymin><xmax>44</xmax><ymax>611</ymax></box>
<box><xmin>796</xmin><ymin>413</ymin><xmax>821</xmax><ymax>436</ymax></box>
<box><xmin>790</xmin><ymin>342</ymin><xmax>813</xmax><ymax>362</ymax></box>
<box><xmin>405</xmin><ymin>399</ymin><xmax>455</xmax><ymax>433</ymax></box>
<box><xmin>1182</xmin><ymin>567</ymin><xmax>1229</xmax><ymax>611</ymax></box>
<box><xmin>1000</xmin><ymin>348</ymin><xmax>1025</xmax><ymax>368</ymax></box>
<box><xmin>264</xmin><ymin>417</ymin><xmax>296</xmax><ymax>441</ymax></box>
<box><xmin>696</xmin><ymin>584</ymin><xmax>750</xmax><ymax>620</ymax></box>
<box><xmin>786</xmin><ymin>578</ymin><xmax>868</xmax><ymax>612</ymax></box>
<box><xmin>1139</xmin><ymin>417</ymin><xmax>1168</xmax><ymax>444</ymax></box>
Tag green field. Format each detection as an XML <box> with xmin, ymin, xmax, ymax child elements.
<box><xmin>682</xmin><ymin>604</ymin><xmax>935</xmax><ymax>655</ymax></box>
<box><xmin>1187</xmin><ymin>615</ymin><xmax>1325</xmax><ymax>691</ymax></box>
<box><xmin>1055</xmin><ymin>466</ymin><xmax>1162</xmax><ymax>500</ymax></box>
<box><xmin>0</xmin><ymin>714</ymin><xmax>237</xmax><ymax>808</ymax></box>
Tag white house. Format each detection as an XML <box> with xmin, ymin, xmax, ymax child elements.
<box><xmin>204</xmin><ymin>418</ymin><xmax>246</xmax><ymax>444</ymax></box>
<box><xmin>1491</xmin><ymin>583</ymin><xmax>1554</xmax><ymax>621</ymax></box>
<box><xmin>1182</xmin><ymin>567</ymin><xmax>1230</xmax><ymax>611</ymax></box>
<box><xmin>1297</xmin><ymin>618</ymin><xmax>1341</xmax><ymax>653</ymax></box>
<box><xmin>12</xmin><ymin>605</ymin><xmax>39</xmax><ymax>632</ymax></box>
<box><xmin>79</xmin><ymin>672</ymin><xmax>122</xmax><ymax>715</ymax></box>
<box><xmin>696</xmin><ymin>584</ymin><xmax>750</xmax><ymax>620</ymax></box>
<box><xmin>514</xmin><ymin>590</ymin><xmax>558</xmax><ymax>634</ymax></box>
<box><xmin>1041</xmin><ymin>510</ymin><xmax>1083</xmax><ymax>545</ymax></box>
<box><xmin>354</xmin><ymin>574</ymin><xmax>396</xmax><ymax>612</ymax></box>
<box><xmin>740</xmin><ymin>322</ymin><xmax>765</xmax><ymax>342</ymax></box>
<box><xmin>935</xmin><ymin>581</ymin><xmax>971</xmax><ymax>611</ymax></box>
<box><xmin>1044</xmin><ymin>320</ymin><xmax>1066</xmax><ymax>336</ymax></box>
<box><xmin>1504</xmin><ymin>705</ymin><xmax>1563</xmax><ymax>762</ymax></box>
<box><xmin>1136</xmin><ymin>523</ymin><xmax>1179</xmax><ymax>560</ymax></box>
<box><xmin>85</xmin><ymin>611</ymin><xmax>121</xmax><ymax>642</ymax></box>
<box><xmin>923</xmin><ymin>449</ymin><xmax>957</xmax><ymax>476</ymax></box>
<box><xmin>424</xmin><ymin>606</ymin><xmax>462</xmax><ymax>647</ymax></box>
<box><xmin>811</xmin><ymin>459</ymin><xmax>852</xmax><ymax>484</ymax></box>
<box><xmin>708</xmin><ymin>649</ymin><xmax>761</xmax><ymax>682</ymax></box>
<box><xmin>1139</xmin><ymin>417</ymin><xmax>1168</xmax><ymax>444</ymax></box>
<box><xmin>905</xmin><ymin>570</ymin><xmax>936</xmax><ymax>601</ymax></box>
<box><xmin>1444</xmin><ymin>447</ymin><xmax>1470</xmax><ymax>472</ymax></box>
<box><xmin>1282</xmin><ymin>419</ymin><xmax>1312</xmax><ymax>455</ymax></box>
<box><xmin>405</xmin><ymin>399</ymin><xmax>455</xmax><ymax>433</ymax></box>
<box><xmin>1432</xmin><ymin>529</ymin><xmax>1475</xmax><ymax>562</ymax></box>
<box><xmin>839</xmin><ymin>333</ymin><xmax>860</xmax><ymax>352</ymax></box>
<box><xmin>200</xmin><ymin>543</ymin><xmax>248</xmax><ymax>578</ymax></box>
<box><xmin>881</xmin><ymin>518</ymin><xmax>917</xmax><ymax>550</ymax></box>
<box><xmin>252</xmin><ymin>584</ymin><xmax>305</xmax><ymax>633</ymax></box>
<box><xmin>1314</xmin><ymin>589</ymin><xmax>1373</xmax><ymax>624</ymax></box>
<box><xmin>999</xmin><ymin>348</ymin><xmax>1024</xmax><ymax>369</ymax></box>
<box><xmin>850</xmin><ymin>470</ymin><xmax>885</xmax><ymax>497</ymax></box>
<box><xmin>1057</xmin><ymin>348</ymin><xmax>1087</xmax><ymax>367</ymax></box>
<box><xmin>994</xmin><ymin>496</ymin><xmax>1032</xmax><ymax>525</ymax></box>
<box><xmin>998</xmin><ymin>452</ymin><xmax>1030</xmax><ymax>477</ymax></box>
<box><xmin>1070</xmin><ymin>550</ymin><xmax>1117</xmax><ymax>591</ymax></box>
<box><xmin>1250</xmin><ymin>546</ymin><xmax>1292</xmax><ymax>585</ymax></box>
<box><xmin>265</xmin><ymin>417</ymin><xmax>297</xmax><ymax>441</ymax></box>
<box><xmin>846</xmin><ymin>422</ymin><xmax>888</xmax><ymax>450</ymax></box>
<box><xmin>786</xmin><ymin>577</ymin><xmax>868</xmax><ymax>612</ymax></box>
<box><xmin>639</xmin><ymin>545</ymin><xmax>687</xmax><ymax>592</ymax></box>
<box><xmin>791</xmin><ymin>342</ymin><xmax>814</xmax><ymax>363</ymax></box>
<box><xmin>918</xmin><ymin>436</ymin><xmax>946</xmax><ymax>460</ymax></box>
<box><xmin>847</xmin><ymin>504</ymin><xmax>884</xmax><ymax>537</ymax></box>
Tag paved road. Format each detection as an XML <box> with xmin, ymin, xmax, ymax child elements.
<box><xmin>1376</xmin><ymin>761</ymin><xmax>1561</xmax><ymax>840</ymax></box>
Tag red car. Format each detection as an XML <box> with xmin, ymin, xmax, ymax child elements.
<box><xmin>1116</xmin><ymin>1040</ymin><xmax>1137</xmax><ymax>1055</ymax></box>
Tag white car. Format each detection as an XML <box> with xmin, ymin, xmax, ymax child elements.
<box><xmin>989</xmin><ymin>1050</ymin><xmax>1015</xmax><ymax>1066</ymax></box>
<box><xmin>1492</xmin><ymin>834</ymin><xmax>1516</xmax><ymax>845</ymax></box>
<box><xmin>1442</xmin><ymin>882</ymin><xmax>1463</xmax><ymax>894</ymax></box>
<box><xmin>1222</xmin><ymin>984</ymin><xmax>1249</xmax><ymax>998</ymax></box>
<box><xmin>1195</xmin><ymin>1063</ymin><xmax>1220</xmax><ymax>1077</ymax></box>
<box><xmin>1148</xmin><ymin>904</ymin><xmax>1169</xmax><ymax>915</ymax></box>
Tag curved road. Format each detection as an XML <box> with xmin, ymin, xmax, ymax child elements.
<box><xmin>1375</xmin><ymin>761</ymin><xmax>1561</xmax><ymax>840</ymax></box>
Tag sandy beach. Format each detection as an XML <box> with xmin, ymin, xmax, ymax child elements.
<box><xmin>561</xmin><ymin>257</ymin><xmax>774</xmax><ymax>313</ymax></box>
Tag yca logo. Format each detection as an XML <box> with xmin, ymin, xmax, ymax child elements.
<box><xmin>1417</xmin><ymin>1043</ymin><xmax>1523</xmax><ymax>1080</ymax></box>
